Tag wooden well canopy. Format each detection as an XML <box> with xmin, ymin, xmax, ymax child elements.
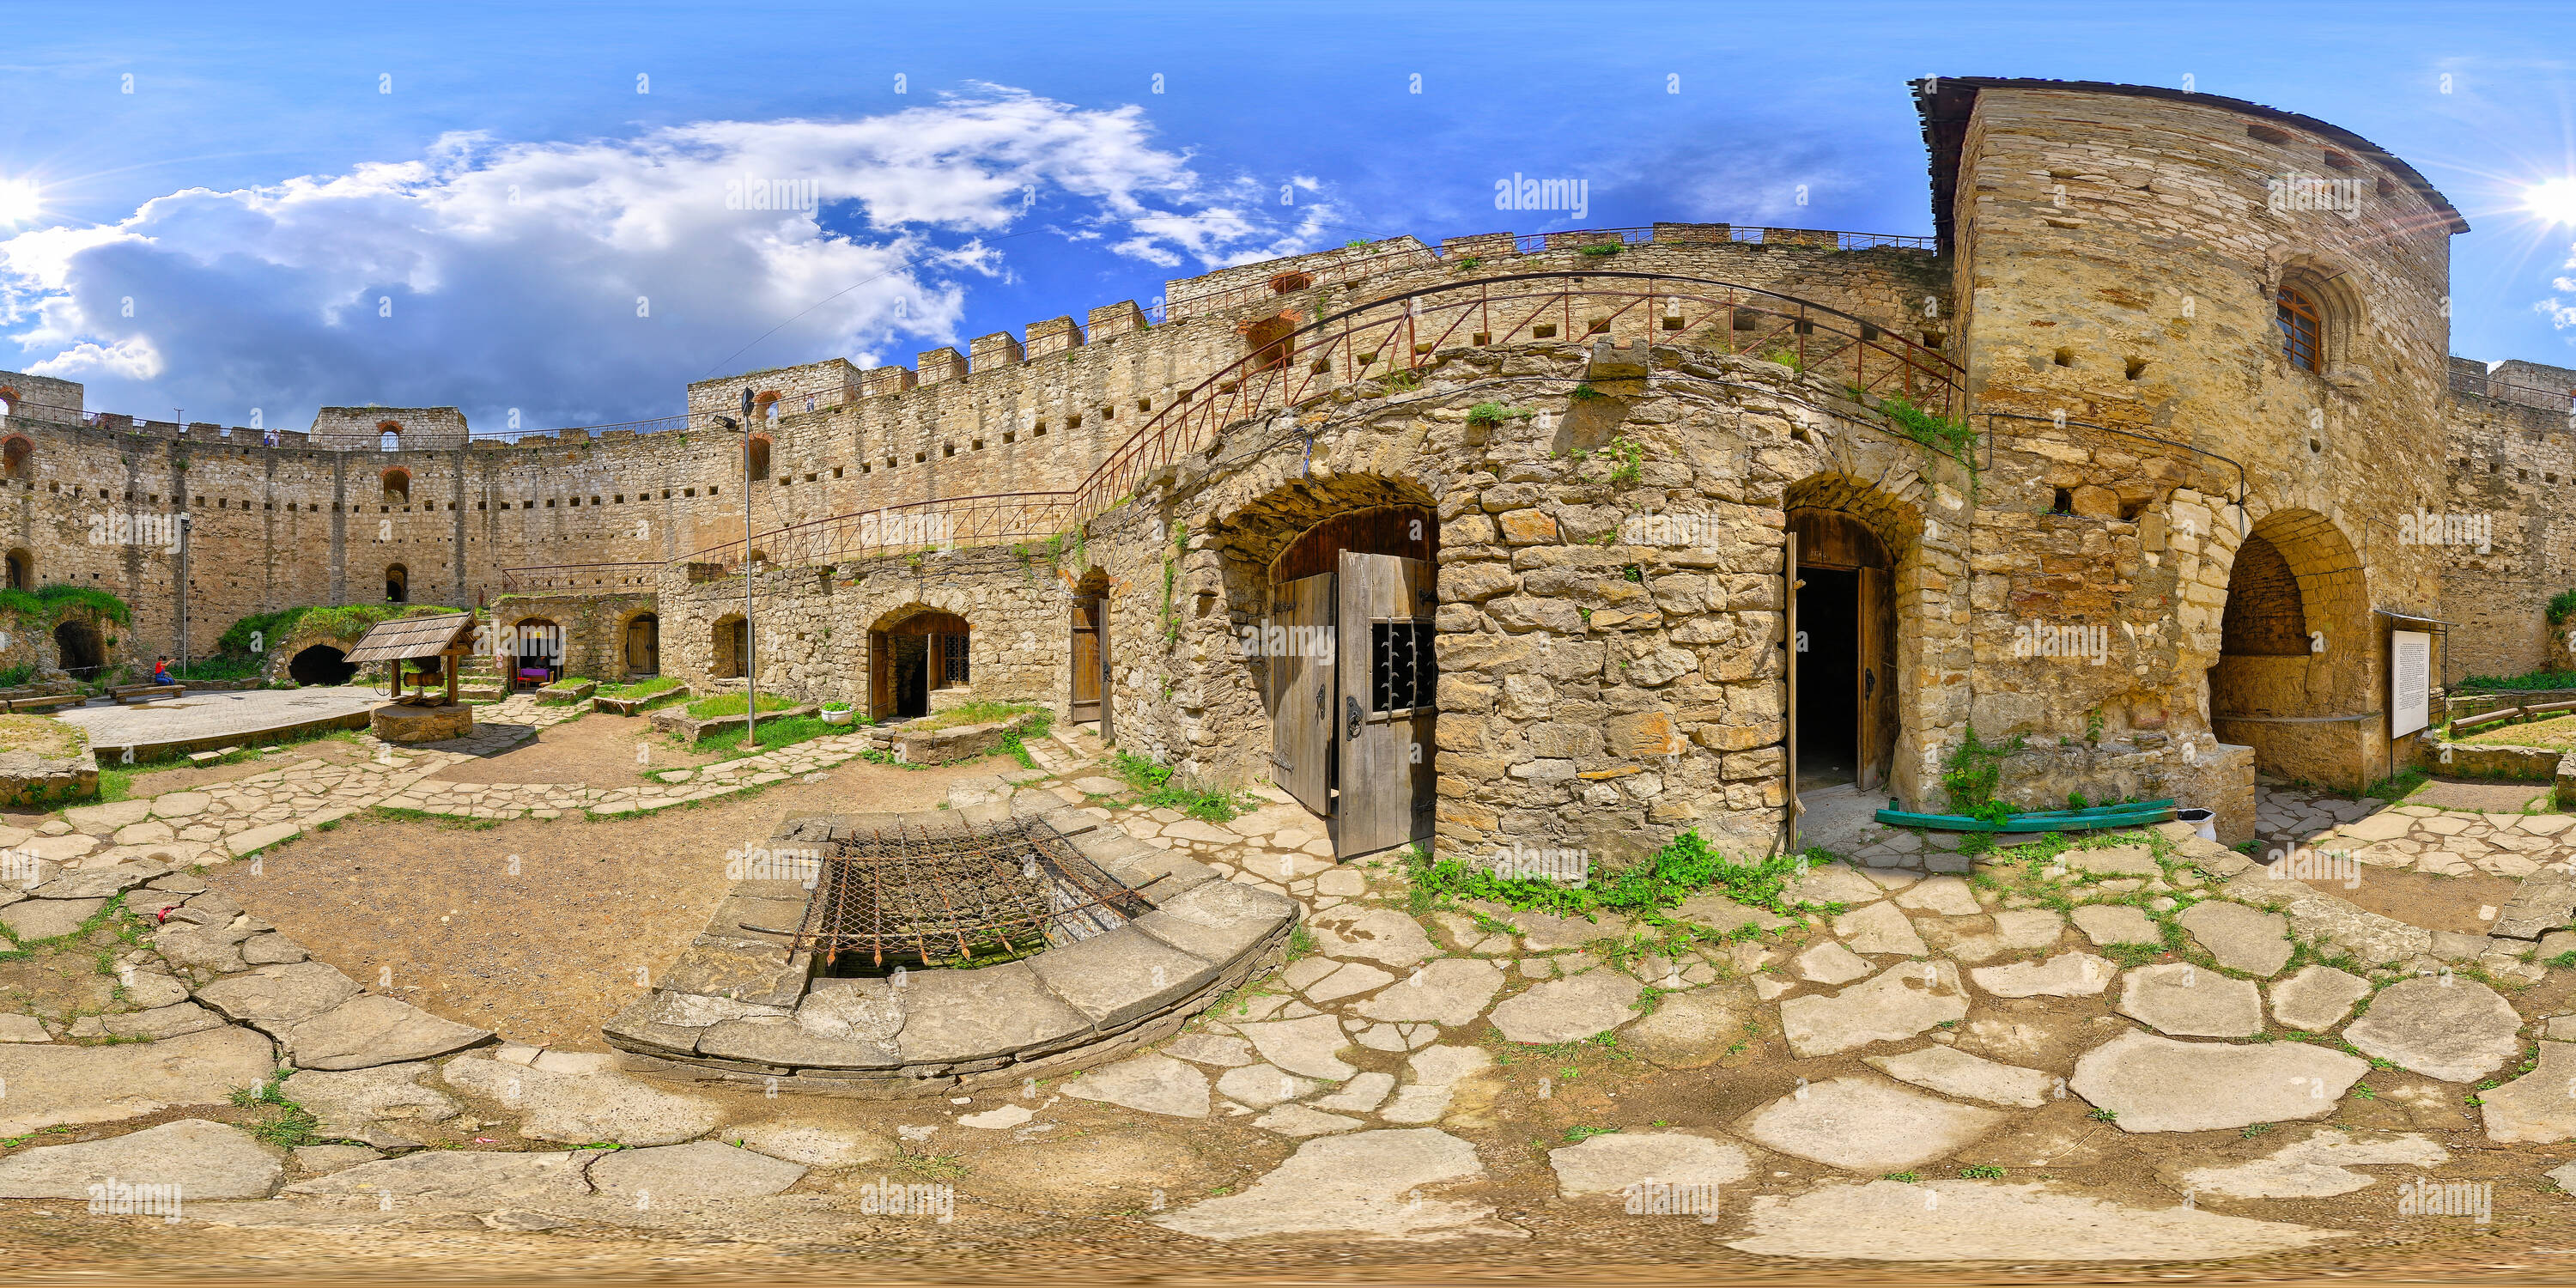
<box><xmin>345</xmin><ymin>611</ymin><xmax>477</xmax><ymax>707</ymax></box>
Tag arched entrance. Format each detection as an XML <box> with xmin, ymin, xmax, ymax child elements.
<box><xmin>1789</xmin><ymin>508</ymin><xmax>1899</xmax><ymax>793</ymax></box>
<box><xmin>506</xmin><ymin>617</ymin><xmax>562</xmax><ymax>690</ymax></box>
<box><xmin>385</xmin><ymin>563</ymin><xmax>409</xmax><ymax>604</ymax></box>
<box><xmin>4</xmin><ymin>549</ymin><xmax>31</xmax><ymax>592</ymax></box>
<box><xmin>288</xmin><ymin>643</ymin><xmax>356</xmax><ymax>686</ymax></box>
<box><xmin>868</xmin><ymin>606</ymin><xmax>969</xmax><ymax>720</ymax></box>
<box><xmin>2208</xmin><ymin>509</ymin><xmax>2375</xmax><ymax>788</ymax></box>
<box><xmin>713</xmin><ymin>614</ymin><xmax>746</xmax><ymax>679</ymax></box>
<box><xmin>52</xmin><ymin>620</ymin><xmax>104</xmax><ymax>678</ymax></box>
<box><xmin>624</xmin><ymin>613</ymin><xmax>660</xmax><ymax>677</ymax></box>
<box><xmin>1070</xmin><ymin>569</ymin><xmax>1109</xmax><ymax>734</ymax></box>
<box><xmin>1231</xmin><ymin>489</ymin><xmax>1439</xmax><ymax>859</ymax></box>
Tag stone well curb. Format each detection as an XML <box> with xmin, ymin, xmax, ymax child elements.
<box><xmin>601</xmin><ymin>802</ymin><xmax>1297</xmax><ymax>1097</ymax></box>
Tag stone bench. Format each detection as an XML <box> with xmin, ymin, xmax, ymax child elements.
<box><xmin>891</xmin><ymin>708</ymin><xmax>1047</xmax><ymax>765</ymax></box>
<box><xmin>593</xmin><ymin>684</ymin><xmax>688</xmax><ymax>717</ymax></box>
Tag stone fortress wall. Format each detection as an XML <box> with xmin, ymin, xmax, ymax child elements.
<box><xmin>3</xmin><ymin>76</ymin><xmax>2574</xmax><ymax>857</ymax></box>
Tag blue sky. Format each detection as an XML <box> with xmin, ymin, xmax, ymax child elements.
<box><xmin>3</xmin><ymin>1</ymin><xmax>2575</xmax><ymax>432</ymax></box>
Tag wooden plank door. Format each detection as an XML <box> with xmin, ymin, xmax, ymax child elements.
<box><xmin>1097</xmin><ymin>598</ymin><xmax>1114</xmax><ymax>744</ymax></box>
<box><xmin>1855</xmin><ymin>564</ymin><xmax>1882</xmax><ymax>793</ymax></box>
<box><xmin>1269</xmin><ymin>573</ymin><xmax>1334</xmax><ymax>817</ymax></box>
<box><xmin>1334</xmin><ymin>551</ymin><xmax>1435</xmax><ymax>857</ymax></box>
<box><xmin>1069</xmin><ymin>597</ymin><xmax>1103</xmax><ymax>722</ymax></box>
<box><xmin>868</xmin><ymin>630</ymin><xmax>891</xmax><ymax>720</ymax></box>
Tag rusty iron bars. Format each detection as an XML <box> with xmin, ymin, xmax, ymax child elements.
<box><xmin>781</xmin><ymin>814</ymin><xmax>1156</xmax><ymax>974</ymax></box>
<box><xmin>593</xmin><ymin>271</ymin><xmax>1965</xmax><ymax>577</ymax></box>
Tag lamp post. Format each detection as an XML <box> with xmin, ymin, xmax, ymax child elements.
<box><xmin>738</xmin><ymin>386</ymin><xmax>756</xmax><ymax>744</ymax></box>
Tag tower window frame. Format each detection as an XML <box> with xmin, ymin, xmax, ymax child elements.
<box><xmin>2276</xmin><ymin>284</ymin><xmax>2324</xmax><ymax>371</ymax></box>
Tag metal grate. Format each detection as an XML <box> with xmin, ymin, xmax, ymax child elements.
<box><xmin>775</xmin><ymin>815</ymin><xmax>1155</xmax><ymax>975</ymax></box>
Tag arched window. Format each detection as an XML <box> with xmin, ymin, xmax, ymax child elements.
<box><xmin>385</xmin><ymin>563</ymin><xmax>409</xmax><ymax>603</ymax></box>
<box><xmin>378</xmin><ymin>420</ymin><xmax>402</xmax><ymax>452</ymax></box>
<box><xmin>4</xmin><ymin>549</ymin><xmax>31</xmax><ymax>592</ymax></box>
<box><xmin>2276</xmin><ymin>285</ymin><xmax>2324</xmax><ymax>371</ymax></box>
<box><xmin>0</xmin><ymin>386</ymin><xmax>16</xmax><ymax>420</ymax></box>
<box><xmin>1</xmin><ymin>435</ymin><xmax>30</xmax><ymax>480</ymax></box>
<box><xmin>381</xmin><ymin>467</ymin><xmax>410</xmax><ymax>504</ymax></box>
<box><xmin>1243</xmin><ymin>314</ymin><xmax>1297</xmax><ymax>373</ymax></box>
<box><xmin>748</xmin><ymin>434</ymin><xmax>772</xmax><ymax>482</ymax></box>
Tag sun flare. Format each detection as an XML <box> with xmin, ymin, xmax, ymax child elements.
<box><xmin>2523</xmin><ymin>175</ymin><xmax>2576</xmax><ymax>225</ymax></box>
<box><xmin>0</xmin><ymin>178</ymin><xmax>38</xmax><ymax>226</ymax></box>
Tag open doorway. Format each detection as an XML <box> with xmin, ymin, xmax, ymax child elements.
<box><xmin>52</xmin><ymin>620</ymin><xmax>104</xmax><ymax>679</ymax></box>
<box><xmin>1789</xmin><ymin>508</ymin><xmax>1897</xmax><ymax>796</ymax></box>
<box><xmin>288</xmin><ymin>643</ymin><xmax>356</xmax><ymax>686</ymax></box>
<box><xmin>1070</xmin><ymin>569</ymin><xmax>1109</xmax><ymax>736</ymax></box>
<box><xmin>867</xmin><ymin>607</ymin><xmax>970</xmax><ymax>721</ymax></box>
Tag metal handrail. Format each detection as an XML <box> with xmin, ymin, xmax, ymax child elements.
<box><xmin>653</xmin><ymin>271</ymin><xmax>1961</xmax><ymax>574</ymax></box>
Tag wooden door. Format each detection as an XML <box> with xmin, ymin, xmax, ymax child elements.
<box><xmin>1856</xmin><ymin>565</ymin><xmax>1882</xmax><ymax>793</ymax></box>
<box><xmin>1070</xmin><ymin>598</ymin><xmax>1103</xmax><ymax>722</ymax></box>
<box><xmin>868</xmin><ymin>630</ymin><xmax>891</xmax><ymax>720</ymax></box>
<box><xmin>1334</xmin><ymin>551</ymin><xmax>1435</xmax><ymax>857</ymax></box>
<box><xmin>1269</xmin><ymin>573</ymin><xmax>1334</xmax><ymax>817</ymax></box>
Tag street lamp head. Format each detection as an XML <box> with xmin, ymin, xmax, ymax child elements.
<box><xmin>740</xmin><ymin>386</ymin><xmax>755</xmax><ymax>422</ymax></box>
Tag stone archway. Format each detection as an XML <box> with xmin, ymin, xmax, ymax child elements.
<box><xmin>288</xmin><ymin>643</ymin><xmax>356</xmax><ymax>686</ymax></box>
<box><xmin>2207</xmin><ymin>507</ymin><xmax>2375</xmax><ymax>788</ymax></box>
<box><xmin>868</xmin><ymin>605</ymin><xmax>970</xmax><ymax>721</ymax></box>
<box><xmin>52</xmin><ymin>620</ymin><xmax>105</xmax><ymax>678</ymax></box>
<box><xmin>623</xmin><ymin>612</ymin><xmax>660</xmax><ymax>677</ymax></box>
<box><xmin>1782</xmin><ymin>472</ymin><xmax>1930</xmax><ymax>809</ymax></box>
<box><xmin>506</xmin><ymin>617</ymin><xmax>563</xmax><ymax>690</ymax></box>
<box><xmin>1212</xmin><ymin>474</ymin><xmax>1440</xmax><ymax>857</ymax></box>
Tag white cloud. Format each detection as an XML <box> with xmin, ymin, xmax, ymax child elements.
<box><xmin>0</xmin><ymin>85</ymin><xmax>1336</xmax><ymax>430</ymax></box>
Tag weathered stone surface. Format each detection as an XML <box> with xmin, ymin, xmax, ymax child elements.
<box><xmin>2478</xmin><ymin>1040</ymin><xmax>2576</xmax><ymax>1144</ymax></box>
<box><xmin>588</xmin><ymin>1140</ymin><xmax>806</xmax><ymax>1200</ymax></box>
<box><xmin>1062</xmin><ymin>1053</ymin><xmax>1210</xmax><ymax>1118</ymax></box>
<box><xmin>1352</xmin><ymin>958</ymin><xmax>1505</xmax><ymax>1027</ymax></box>
<box><xmin>2071</xmin><ymin>1031</ymin><xmax>2367</xmax><ymax>1132</ymax></box>
<box><xmin>1971</xmin><ymin>952</ymin><xmax>2116</xmax><ymax>999</ymax></box>
<box><xmin>1831</xmin><ymin>902</ymin><xmax>1928</xmax><ymax>957</ymax></box>
<box><xmin>2064</xmin><ymin>845</ymin><xmax>2161</xmax><ymax>878</ymax></box>
<box><xmin>1488</xmin><ymin>972</ymin><xmax>1642</xmax><ymax>1045</ymax></box>
<box><xmin>1288</xmin><ymin>958</ymin><xmax>1397</xmax><ymax>1004</ymax></box>
<box><xmin>1217</xmin><ymin>1063</ymin><xmax>1317</xmax><ymax>1109</ymax></box>
<box><xmin>2223</xmin><ymin>872</ymin><xmax>2431</xmax><ymax>968</ymax></box>
<box><xmin>1547</xmin><ymin>1131</ymin><xmax>1751</xmax><ymax>1197</ymax></box>
<box><xmin>1154</xmin><ymin>1128</ymin><xmax>1519</xmax><ymax>1242</ymax></box>
<box><xmin>0</xmin><ymin>1013</ymin><xmax>47</xmax><ymax>1042</ymax></box>
<box><xmin>2269</xmin><ymin>965</ymin><xmax>2372</xmax><ymax>1032</ymax></box>
<box><xmin>1625</xmin><ymin>985</ymin><xmax>1749</xmax><ymax>1069</ymax></box>
<box><xmin>726</xmin><ymin>1121</ymin><xmax>898</xmax><ymax>1168</ymax></box>
<box><xmin>657</xmin><ymin>936</ymin><xmax>808</xmax><ymax>1007</ymax></box>
<box><xmin>1728</xmin><ymin>1180</ymin><xmax>2348</xmax><ymax>1261</ymax></box>
<box><xmin>1028</xmin><ymin>927</ymin><xmax>1216</xmax><ymax>1030</ymax></box>
<box><xmin>1254</xmin><ymin>1103</ymin><xmax>1364</xmax><ymax>1137</ymax></box>
<box><xmin>2070</xmin><ymin>903</ymin><xmax>2161</xmax><ymax>947</ymax></box>
<box><xmin>1670</xmin><ymin>892</ymin><xmax>1792</xmax><ymax>934</ymax></box>
<box><xmin>1779</xmin><ymin>963</ymin><xmax>1966</xmax><ymax>1058</ymax></box>
<box><xmin>26</xmin><ymin>861</ymin><xmax>171</xmax><ymax>901</ymax></box>
<box><xmin>0</xmin><ymin>1119</ymin><xmax>283</xmax><ymax>1200</ymax></box>
<box><xmin>291</xmin><ymin>1145</ymin><xmax>384</xmax><ymax>1175</ymax></box>
<box><xmin>2168</xmin><ymin>1128</ymin><xmax>2449</xmax><ymax>1198</ymax></box>
<box><xmin>1</xmin><ymin>896</ymin><xmax>101</xmax><ymax>942</ymax></box>
<box><xmin>1864</xmin><ymin>1045</ymin><xmax>2054</xmax><ymax>1109</ymax></box>
<box><xmin>275</xmin><ymin>994</ymin><xmax>491</xmax><ymax>1070</ymax></box>
<box><xmin>1785</xmin><ymin>863</ymin><xmax>1883</xmax><ymax>908</ymax></box>
<box><xmin>2343</xmin><ymin>977</ymin><xmax>2523</xmax><ymax>1083</ymax></box>
<box><xmin>895</xmin><ymin>961</ymin><xmax>1092</xmax><ymax>1064</ymax></box>
<box><xmin>194</xmin><ymin>962</ymin><xmax>363</xmax><ymax>1025</ymax></box>
<box><xmin>2117</xmin><ymin>963</ymin><xmax>2263</xmax><ymax>1037</ymax></box>
<box><xmin>1734</xmin><ymin>1077</ymin><xmax>2008</xmax><ymax>1173</ymax></box>
<box><xmin>0</xmin><ymin>1025</ymin><xmax>275</xmax><ymax>1135</ymax></box>
<box><xmin>284</xmin><ymin>1062</ymin><xmax>459</xmax><ymax>1145</ymax></box>
<box><xmin>1163</xmin><ymin>1033</ymin><xmax>1255</xmax><ymax>1067</ymax></box>
<box><xmin>2177</xmin><ymin>901</ymin><xmax>2293</xmax><ymax>976</ymax></box>
<box><xmin>1312</xmin><ymin>908</ymin><xmax>1439</xmax><ymax>968</ymax></box>
<box><xmin>441</xmin><ymin>1055</ymin><xmax>720</xmax><ymax>1146</ymax></box>
<box><xmin>1893</xmin><ymin>876</ymin><xmax>1980</xmax><ymax>916</ymax></box>
<box><xmin>283</xmin><ymin>1150</ymin><xmax>593</xmax><ymax>1202</ymax></box>
<box><xmin>98</xmin><ymin>1001</ymin><xmax>226</xmax><ymax>1041</ymax></box>
<box><xmin>1795</xmin><ymin>941</ymin><xmax>1873</xmax><ymax>985</ymax></box>
<box><xmin>1236</xmin><ymin>1014</ymin><xmax>1358</xmax><ymax>1080</ymax></box>
<box><xmin>151</xmin><ymin>920</ymin><xmax>254</xmax><ymax>973</ymax></box>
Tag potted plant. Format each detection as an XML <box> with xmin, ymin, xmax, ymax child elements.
<box><xmin>821</xmin><ymin>701</ymin><xmax>855</xmax><ymax>726</ymax></box>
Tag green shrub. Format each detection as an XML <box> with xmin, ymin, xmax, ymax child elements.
<box><xmin>0</xmin><ymin>585</ymin><xmax>131</xmax><ymax>627</ymax></box>
<box><xmin>216</xmin><ymin>603</ymin><xmax>455</xmax><ymax>659</ymax></box>
<box><xmin>598</xmin><ymin>676</ymin><xmax>681</xmax><ymax>701</ymax></box>
<box><xmin>1401</xmin><ymin>829</ymin><xmax>1824</xmax><ymax>920</ymax></box>
<box><xmin>2547</xmin><ymin>588</ymin><xmax>2576</xmax><ymax>625</ymax></box>
<box><xmin>2460</xmin><ymin>669</ymin><xmax>2576</xmax><ymax>692</ymax></box>
<box><xmin>1941</xmin><ymin>724</ymin><xmax>2024</xmax><ymax>816</ymax></box>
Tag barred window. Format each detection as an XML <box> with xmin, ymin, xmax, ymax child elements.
<box><xmin>944</xmin><ymin>633</ymin><xmax>969</xmax><ymax>685</ymax></box>
<box><xmin>1370</xmin><ymin>621</ymin><xmax>1434</xmax><ymax>713</ymax></box>
<box><xmin>2276</xmin><ymin>285</ymin><xmax>2322</xmax><ymax>371</ymax></box>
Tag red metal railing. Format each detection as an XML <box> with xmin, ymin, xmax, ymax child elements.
<box><xmin>627</xmin><ymin>270</ymin><xmax>1960</xmax><ymax>581</ymax></box>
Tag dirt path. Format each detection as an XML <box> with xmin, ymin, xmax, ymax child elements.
<box><xmin>422</xmin><ymin>708</ymin><xmax>718</xmax><ymax>788</ymax></box>
<box><xmin>206</xmin><ymin>754</ymin><xmax>985</xmax><ymax>1049</ymax></box>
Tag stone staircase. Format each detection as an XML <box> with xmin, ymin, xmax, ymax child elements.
<box><xmin>456</xmin><ymin>652</ymin><xmax>503</xmax><ymax>702</ymax></box>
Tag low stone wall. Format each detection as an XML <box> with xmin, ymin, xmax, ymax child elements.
<box><xmin>2430</xmin><ymin>739</ymin><xmax>2563</xmax><ymax>781</ymax></box>
<box><xmin>2450</xmin><ymin>690</ymin><xmax>2576</xmax><ymax>722</ymax></box>
<box><xmin>649</xmin><ymin>702</ymin><xmax>819</xmax><ymax>744</ymax></box>
<box><xmin>593</xmin><ymin>685</ymin><xmax>689</xmax><ymax>716</ymax></box>
<box><xmin>536</xmin><ymin>679</ymin><xmax>597</xmax><ymax>705</ymax></box>
<box><xmin>892</xmin><ymin>709</ymin><xmax>1045</xmax><ymax>766</ymax></box>
<box><xmin>602</xmin><ymin>803</ymin><xmax>1297</xmax><ymax>1097</ymax></box>
<box><xmin>0</xmin><ymin>742</ymin><xmax>99</xmax><ymax>808</ymax></box>
<box><xmin>2560</xmin><ymin>751</ymin><xmax>2576</xmax><ymax>809</ymax></box>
